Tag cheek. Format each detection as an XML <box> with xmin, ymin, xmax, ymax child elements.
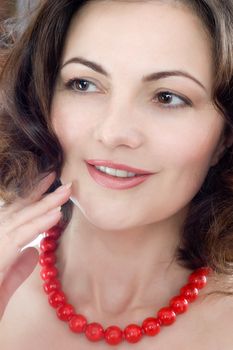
<box><xmin>156</xmin><ymin>119</ymin><xmax>224</xmax><ymax>195</ymax></box>
<box><xmin>50</xmin><ymin>99</ymin><xmax>92</xmax><ymax>151</ymax></box>
<box><xmin>154</xmin><ymin>113</ymin><xmax>224</xmax><ymax>170</ymax></box>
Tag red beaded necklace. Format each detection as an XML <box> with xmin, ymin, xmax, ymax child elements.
<box><xmin>39</xmin><ymin>224</ymin><xmax>212</xmax><ymax>346</ymax></box>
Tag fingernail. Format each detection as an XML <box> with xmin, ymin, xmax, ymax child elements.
<box><xmin>56</xmin><ymin>182</ymin><xmax>72</xmax><ymax>193</ymax></box>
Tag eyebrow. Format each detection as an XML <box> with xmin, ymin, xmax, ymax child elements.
<box><xmin>61</xmin><ymin>56</ymin><xmax>206</xmax><ymax>91</ymax></box>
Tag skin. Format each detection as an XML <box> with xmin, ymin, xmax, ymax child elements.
<box><xmin>49</xmin><ymin>0</ymin><xmax>229</xmax><ymax>328</ymax></box>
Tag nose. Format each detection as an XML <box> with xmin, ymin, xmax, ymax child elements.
<box><xmin>93</xmin><ymin>103</ymin><xmax>144</xmax><ymax>150</ymax></box>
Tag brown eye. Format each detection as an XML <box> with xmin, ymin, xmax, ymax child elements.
<box><xmin>157</xmin><ymin>92</ymin><xmax>173</xmax><ymax>104</ymax></box>
<box><xmin>153</xmin><ymin>91</ymin><xmax>192</xmax><ymax>109</ymax></box>
<box><xmin>65</xmin><ymin>78</ymin><xmax>98</xmax><ymax>92</ymax></box>
<box><xmin>71</xmin><ymin>79</ymin><xmax>91</xmax><ymax>91</ymax></box>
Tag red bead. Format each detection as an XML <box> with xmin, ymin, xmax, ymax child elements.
<box><xmin>124</xmin><ymin>324</ymin><xmax>143</xmax><ymax>343</ymax></box>
<box><xmin>180</xmin><ymin>283</ymin><xmax>199</xmax><ymax>302</ymax></box>
<box><xmin>69</xmin><ymin>314</ymin><xmax>88</xmax><ymax>333</ymax></box>
<box><xmin>104</xmin><ymin>326</ymin><xmax>123</xmax><ymax>345</ymax></box>
<box><xmin>39</xmin><ymin>251</ymin><xmax>56</xmax><ymax>266</ymax></box>
<box><xmin>85</xmin><ymin>322</ymin><xmax>105</xmax><ymax>342</ymax></box>
<box><xmin>45</xmin><ymin>226</ymin><xmax>62</xmax><ymax>240</ymax></box>
<box><xmin>57</xmin><ymin>303</ymin><xmax>75</xmax><ymax>321</ymax></box>
<box><xmin>142</xmin><ymin>317</ymin><xmax>160</xmax><ymax>336</ymax></box>
<box><xmin>188</xmin><ymin>272</ymin><xmax>207</xmax><ymax>289</ymax></box>
<box><xmin>40</xmin><ymin>237</ymin><xmax>57</xmax><ymax>252</ymax></box>
<box><xmin>170</xmin><ymin>295</ymin><xmax>188</xmax><ymax>314</ymax></box>
<box><xmin>43</xmin><ymin>278</ymin><xmax>61</xmax><ymax>294</ymax></box>
<box><xmin>195</xmin><ymin>267</ymin><xmax>212</xmax><ymax>276</ymax></box>
<box><xmin>157</xmin><ymin>307</ymin><xmax>176</xmax><ymax>325</ymax></box>
<box><xmin>40</xmin><ymin>266</ymin><xmax>58</xmax><ymax>280</ymax></box>
<box><xmin>48</xmin><ymin>290</ymin><xmax>66</xmax><ymax>308</ymax></box>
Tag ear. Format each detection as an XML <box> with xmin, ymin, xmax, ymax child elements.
<box><xmin>210</xmin><ymin>126</ymin><xmax>233</xmax><ymax>167</ymax></box>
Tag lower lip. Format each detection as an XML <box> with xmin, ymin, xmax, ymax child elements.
<box><xmin>85</xmin><ymin>163</ymin><xmax>152</xmax><ymax>190</ymax></box>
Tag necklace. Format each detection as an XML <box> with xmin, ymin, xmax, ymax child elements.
<box><xmin>39</xmin><ymin>224</ymin><xmax>212</xmax><ymax>346</ymax></box>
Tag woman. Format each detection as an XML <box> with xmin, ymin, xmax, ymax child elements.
<box><xmin>0</xmin><ymin>0</ymin><xmax>233</xmax><ymax>348</ymax></box>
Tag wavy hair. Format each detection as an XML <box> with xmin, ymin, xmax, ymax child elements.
<box><xmin>0</xmin><ymin>0</ymin><xmax>233</xmax><ymax>289</ymax></box>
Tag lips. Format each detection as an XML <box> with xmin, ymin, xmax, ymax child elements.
<box><xmin>85</xmin><ymin>159</ymin><xmax>153</xmax><ymax>175</ymax></box>
<box><xmin>85</xmin><ymin>162</ymin><xmax>153</xmax><ymax>190</ymax></box>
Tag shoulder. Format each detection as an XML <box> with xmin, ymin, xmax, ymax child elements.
<box><xmin>197</xmin><ymin>274</ymin><xmax>233</xmax><ymax>347</ymax></box>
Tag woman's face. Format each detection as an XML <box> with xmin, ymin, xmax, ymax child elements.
<box><xmin>51</xmin><ymin>0</ymin><xmax>226</xmax><ymax>230</ymax></box>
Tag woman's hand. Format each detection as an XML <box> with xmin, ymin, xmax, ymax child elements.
<box><xmin>0</xmin><ymin>172</ymin><xmax>72</xmax><ymax>320</ymax></box>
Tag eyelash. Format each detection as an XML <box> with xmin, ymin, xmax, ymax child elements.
<box><xmin>64</xmin><ymin>78</ymin><xmax>192</xmax><ymax>109</ymax></box>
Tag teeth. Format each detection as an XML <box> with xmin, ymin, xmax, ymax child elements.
<box><xmin>95</xmin><ymin>165</ymin><xmax>136</xmax><ymax>177</ymax></box>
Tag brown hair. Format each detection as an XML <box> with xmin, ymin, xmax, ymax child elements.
<box><xmin>0</xmin><ymin>0</ymin><xmax>233</xmax><ymax>284</ymax></box>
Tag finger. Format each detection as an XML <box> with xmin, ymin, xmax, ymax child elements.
<box><xmin>2</xmin><ymin>183</ymin><xmax>71</xmax><ymax>233</ymax></box>
<box><xmin>0</xmin><ymin>207</ymin><xmax>62</xmax><ymax>279</ymax></box>
<box><xmin>0</xmin><ymin>171</ymin><xmax>57</xmax><ymax>225</ymax></box>
<box><xmin>9</xmin><ymin>171</ymin><xmax>57</xmax><ymax>212</ymax></box>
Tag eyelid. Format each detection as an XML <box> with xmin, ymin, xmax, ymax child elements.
<box><xmin>64</xmin><ymin>77</ymin><xmax>103</xmax><ymax>93</ymax></box>
<box><xmin>152</xmin><ymin>90</ymin><xmax>193</xmax><ymax>108</ymax></box>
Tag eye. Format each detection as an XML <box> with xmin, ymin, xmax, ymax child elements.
<box><xmin>153</xmin><ymin>91</ymin><xmax>192</xmax><ymax>109</ymax></box>
<box><xmin>65</xmin><ymin>78</ymin><xmax>99</xmax><ymax>93</ymax></box>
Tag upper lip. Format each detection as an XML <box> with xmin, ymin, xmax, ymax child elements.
<box><xmin>85</xmin><ymin>159</ymin><xmax>154</xmax><ymax>175</ymax></box>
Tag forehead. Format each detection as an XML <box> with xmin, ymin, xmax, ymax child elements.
<box><xmin>61</xmin><ymin>0</ymin><xmax>213</xmax><ymax>89</ymax></box>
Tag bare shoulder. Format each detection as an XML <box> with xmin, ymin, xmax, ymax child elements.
<box><xmin>196</xmin><ymin>274</ymin><xmax>233</xmax><ymax>348</ymax></box>
<box><xmin>0</xmin><ymin>264</ymin><xmax>47</xmax><ymax>349</ymax></box>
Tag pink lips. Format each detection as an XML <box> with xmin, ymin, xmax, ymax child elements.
<box><xmin>86</xmin><ymin>159</ymin><xmax>153</xmax><ymax>175</ymax></box>
<box><xmin>85</xmin><ymin>160</ymin><xmax>153</xmax><ymax>190</ymax></box>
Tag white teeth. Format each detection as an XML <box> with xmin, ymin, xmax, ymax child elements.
<box><xmin>95</xmin><ymin>165</ymin><xmax>136</xmax><ymax>178</ymax></box>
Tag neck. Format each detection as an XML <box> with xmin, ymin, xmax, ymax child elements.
<box><xmin>56</xmin><ymin>206</ymin><xmax>191</xmax><ymax>326</ymax></box>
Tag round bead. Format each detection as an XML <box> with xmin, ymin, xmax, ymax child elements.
<box><xmin>40</xmin><ymin>266</ymin><xmax>58</xmax><ymax>280</ymax></box>
<box><xmin>142</xmin><ymin>317</ymin><xmax>160</xmax><ymax>336</ymax></box>
<box><xmin>40</xmin><ymin>237</ymin><xmax>57</xmax><ymax>252</ymax></box>
<box><xmin>39</xmin><ymin>251</ymin><xmax>56</xmax><ymax>266</ymax></box>
<box><xmin>180</xmin><ymin>283</ymin><xmax>199</xmax><ymax>302</ymax></box>
<box><xmin>43</xmin><ymin>278</ymin><xmax>61</xmax><ymax>294</ymax></box>
<box><xmin>57</xmin><ymin>303</ymin><xmax>75</xmax><ymax>321</ymax></box>
<box><xmin>45</xmin><ymin>226</ymin><xmax>62</xmax><ymax>240</ymax></box>
<box><xmin>157</xmin><ymin>307</ymin><xmax>176</xmax><ymax>325</ymax></box>
<box><xmin>195</xmin><ymin>267</ymin><xmax>212</xmax><ymax>276</ymax></box>
<box><xmin>188</xmin><ymin>272</ymin><xmax>207</xmax><ymax>289</ymax></box>
<box><xmin>170</xmin><ymin>295</ymin><xmax>188</xmax><ymax>314</ymax></box>
<box><xmin>69</xmin><ymin>314</ymin><xmax>87</xmax><ymax>333</ymax></box>
<box><xmin>85</xmin><ymin>322</ymin><xmax>105</xmax><ymax>342</ymax></box>
<box><xmin>124</xmin><ymin>324</ymin><xmax>143</xmax><ymax>343</ymax></box>
<box><xmin>104</xmin><ymin>325</ymin><xmax>123</xmax><ymax>345</ymax></box>
<box><xmin>48</xmin><ymin>290</ymin><xmax>66</xmax><ymax>308</ymax></box>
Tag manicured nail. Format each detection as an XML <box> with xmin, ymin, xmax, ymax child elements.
<box><xmin>56</xmin><ymin>182</ymin><xmax>72</xmax><ymax>193</ymax></box>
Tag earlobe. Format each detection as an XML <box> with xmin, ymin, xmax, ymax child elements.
<box><xmin>210</xmin><ymin>144</ymin><xmax>226</xmax><ymax>167</ymax></box>
<box><xmin>210</xmin><ymin>131</ymin><xmax>233</xmax><ymax>167</ymax></box>
<box><xmin>225</xmin><ymin>134</ymin><xmax>233</xmax><ymax>149</ymax></box>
